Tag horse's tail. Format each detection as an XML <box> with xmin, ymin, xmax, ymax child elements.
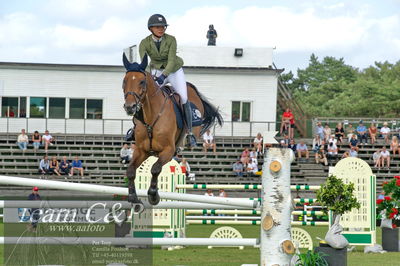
<box><xmin>187</xmin><ymin>82</ymin><xmax>223</xmax><ymax>135</ymax></box>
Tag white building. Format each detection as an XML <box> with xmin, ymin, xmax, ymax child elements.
<box><xmin>0</xmin><ymin>46</ymin><xmax>280</xmax><ymax>136</ymax></box>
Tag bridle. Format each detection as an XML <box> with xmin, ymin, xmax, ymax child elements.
<box><xmin>124</xmin><ymin>71</ymin><xmax>148</xmax><ymax>114</ymax></box>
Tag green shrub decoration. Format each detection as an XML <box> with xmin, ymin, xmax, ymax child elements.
<box><xmin>295</xmin><ymin>250</ymin><xmax>328</xmax><ymax>266</ymax></box>
<box><xmin>316</xmin><ymin>175</ymin><xmax>361</xmax><ymax>215</ymax></box>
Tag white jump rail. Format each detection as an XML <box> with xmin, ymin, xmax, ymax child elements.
<box><xmin>0</xmin><ymin>175</ymin><xmax>258</xmax><ymax>209</ymax></box>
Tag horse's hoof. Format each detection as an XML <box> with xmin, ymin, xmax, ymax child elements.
<box><xmin>133</xmin><ymin>203</ymin><xmax>144</xmax><ymax>213</ymax></box>
<box><xmin>147</xmin><ymin>188</ymin><xmax>160</xmax><ymax>205</ymax></box>
<box><xmin>128</xmin><ymin>193</ymin><xmax>140</xmax><ymax>204</ymax></box>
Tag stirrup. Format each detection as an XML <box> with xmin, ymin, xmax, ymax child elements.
<box><xmin>186</xmin><ymin>133</ymin><xmax>197</xmax><ymax>148</ymax></box>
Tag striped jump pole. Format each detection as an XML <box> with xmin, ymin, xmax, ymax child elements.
<box><xmin>0</xmin><ymin>200</ymin><xmax>253</xmax><ymax>210</ymax></box>
<box><xmin>291</xmin><ymin>221</ymin><xmax>329</xmax><ymax>226</ymax></box>
<box><xmin>175</xmin><ymin>184</ymin><xmax>321</xmax><ymax>191</ymax></box>
<box><xmin>0</xmin><ymin>237</ymin><xmax>258</xmax><ymax>246</ymax></box>
<box><xmin>292</xmin><ymin>210</ymin><xmax>324</xmax><ymax>216</ymax></box>
<box><xmin>187</xmin><ymin>220</ymin><xmax>261</xmax><ymax>225</ymax></box>
<box><xmin>293</xmin><ymin>198</ymin><xmax>318</xmax><ymax>204</ymax></box>
<box><xmin>0</xmin><ymin>175</ymin><xmax>258</xmax><ymax>209</ymax></box>
<box><xmin>186</xmin><ymin>209</ymin><xmax>261</xmax><ymax>215</ymax></box>
<box><xmin>186</xmin><ymin>216</ymin><xmax>260</xmax><ymax>220</ymax></box>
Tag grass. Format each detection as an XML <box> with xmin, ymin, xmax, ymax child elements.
<box><xmin>0</xmin><ymin>222</ymin><xmax>399</xmax><ymax>266</ymax></box>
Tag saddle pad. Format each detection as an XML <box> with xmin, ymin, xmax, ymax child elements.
<box><xmin>173</xmin><ymin>102</ymin><xmax>202</xmax><ymax>129</ymax></box>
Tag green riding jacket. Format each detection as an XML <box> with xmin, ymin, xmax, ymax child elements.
<box><xmin>139</xmin><ymin>33</ymin><xmax>184</xmax><ymax>76</ymax></box>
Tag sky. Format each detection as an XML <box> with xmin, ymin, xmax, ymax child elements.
<box><xmin>0</xmin><ymin>0</ymin><xmax>399</xmax><ymax>73</ymax></box>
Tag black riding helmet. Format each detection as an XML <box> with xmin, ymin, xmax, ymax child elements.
<box><xmin>148</xmin><ymin>14</ymin><xmax>168</xmax><ymax>28</ymax></box>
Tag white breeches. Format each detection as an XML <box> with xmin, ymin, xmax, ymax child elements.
<box><xmin>152</xmin><ymin>68</ymin><xmax>188</xmax><ymax>103</ymax></box>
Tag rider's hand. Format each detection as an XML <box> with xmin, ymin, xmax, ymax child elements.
<box><xmin>155</xmin><ymin>74</ymin><xmax>167</xmax><ymax>86</ymax></box>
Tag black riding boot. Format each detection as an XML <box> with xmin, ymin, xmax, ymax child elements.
<box><xmin>183</xmin><ymin>102</ymin><xmax>197</xmax><ymax>148</ymax></box>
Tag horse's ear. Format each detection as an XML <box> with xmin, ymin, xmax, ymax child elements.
<box><xmin>122</xmin><ymin>53</ymin><xmax>131</xmax><ymax>71</ymax></box>
<box><xmin>140</xmin><ymin>54</ymin><xmax>148</xmax><ymax>71</ymax></box>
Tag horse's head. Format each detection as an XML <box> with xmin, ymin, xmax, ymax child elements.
<box><xmin>122</xmin><ymin>53</ymin><xmax>149</xmax><ymax>116</ymax></box>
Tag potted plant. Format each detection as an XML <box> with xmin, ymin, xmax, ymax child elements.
<box><xmin>377</xmin><ymin>175</ymin><xmax>400</xmax><ymax>251</ymax></box>
<box><xmin>314</xmin><ymin>175</ymin><xmax>361</xmax><ymax>266</ymax></box>
<box><xmin>293</xmin><ymin>250</ymin><xmax>328</xmax><ymax>266</ymax></box>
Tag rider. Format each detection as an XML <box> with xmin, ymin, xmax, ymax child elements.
<box><xmin>139</xmin><ymin>14</ymin><xmax>197</xmax><ymax>147</ymax></box>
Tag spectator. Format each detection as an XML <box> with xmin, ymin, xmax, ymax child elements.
<box><xmin>28</xmin><ymin>186</ymin><xmax>41</xmax><ymax>232</ymax></box>
<box><xmin>356</xmin><ymin>122</ymin><xmax>368</xmax><ymax>145</ymax></box>
<box><xmin>17</xmin><ymin>129</ymin><xmax>29</xmax><ymax>153</ymax></box>
<box><xmin>312</xmin><ymin>135</ymin><xmax>322</xmax><ymax>153</ymax></box>
<box><xmin>48</xmin><ymin>156</ymin><xmax>61</xmax><ymax>176</ymax></box>
<box><xmin>380</xmin><ymin>122</ymin><xmax>391</xmax><ymax>144</ymax></box>
<box><xmin>59</xmin><ymin>156</ymin><xmax>71</xmax><ymax>176</ymax></box>
<box><xmin>334</xmin><ymin>123</ymin><xmax>344</xmax><ymax>144</ymax></box>
<box><xmin>240</xmin><ymin>148</ymin><xmax>250</xmax><ymax>167</ymax></box>
<box><xmin>288</xmin><ymin>139</ymin><xmax>297</xmax><ymax>154</ymax></box>
<box><xmin>380</xmin><ymin>147</ymin><xmax>390</xmax><ymax>168</ymax></box>
<box><xmin>316</xmin><ymin>122</ymin><xmax>324</xmax><ymax>140</ymax></box>
<box><xmin>296</xmin><ymin>141</ymin><xmax>309</xmax><ymax>160</ymax></box>
<box><xmin>345</xmin><ymin>124</ymin><xmax>356</xmax><ymax>142</ymax></box>
<box><xmin>342</xmin><ymin>151</ymin><xmax>350</xmax><ymax>159</ymax></box>
<box><xmin>31</xmin><ymin>130</ymin><xmax>41</xmax><ymax>152</ymax></box>
<box><xmin>42</xmin><ymin>130</ymin><xmax>54</xmax><ymax>153</ymax></box>
<box><xmin>327</xmin><ymin>142</ymin><xmax>338</xmax><ymax>165</ymax></box>
<box><xmin>38</xmin><ymin>155</ymin><xmax>50</xmax><ymax>176</ymax></box>
<box><xmin>373</xmin><ymin>149</ymin><xmax>382</xmax><ymax>168</ymax></box>
<box><xmin>349</xmin><ymin>146</ymin><xmax>358</xmax><ymax>158</ymax></box>
<box><xmin>202</xmin><ymin>129</ymin><xmax>216</xmax><ymax>154</ymax></box>
<box><xmin>218</xmin><ymin>189</ymin><xmax>227</xmax><ymax>197</ymax></box>
<box><xmin>246</xmin><ymin>158</ymin><xmax>260</xmax><ymax>176</ymax></box>
<box><xmin>369</xmin><ymin>123</ymin><xmax>378</xmax><ymax>145</ymax></box>
<box><xmin>233</xmin><ymin>159</ymin><xmax>244</xmax><ymax>177</ymax></box>
<box><xmin>5</xmin><ymin>107</ymin><xmax>15</xmax><ymax>117</ymax></box>
<box><xmin>288</xmin><ymin>109</ymin><xmax>295</xmax><ymax>139</ymax></box>
<box><xmin>280</xmin><ymin>108</ymin><xmax>292</xmax><ymax>137</ymax></box>
<box><xmin>315</xmin><ymin>148</ymin><xmax>328</xmax><ymax>166</ymax></box>
<box><xmin>180</xmin><ymin>158</ymin><xmax>195</xmax><ymax>181</ymax></box>
<box><xmin>249</xmin><ymin>148</ymin><xmax>258</xmax><ymax>161</ymax></box>
<box><xmin>204</xmin><ymin>189</ymin><xmax>214</xmax><ymax>197</ymax></box>
<box><xmin>253</xmin><ymin>133</ymin><xmax>263</xmax><ymax>154</ymax></box>
<box><xmin>282</xmin><ymin>135</ymin><xmax>290</xmax><ymax>146</ymax></box>
<box><xmin>328</xmin><ymin>135</ymin><xmax>337</xmax><ymax>145</ymax></box>
<box><xmin>70</xmin><ymin>156</ymin><xmax>84</xmax><ymax>178</ymax></box>
<box><xmin>390</xmin><ymin>136</ymin><xmax>400</xmax><ymax>158</ymax></box>
<box><xmin>120</xmin><ymin>143</ymin><xmax>132</xmax><ymax>164</ymax></box>
<box><xmin>323</xmin><ymin>124</ymin><xmax>331</xmax><ymax>142</ymax></box>
<box><xmin>349</xmin><ymin>134</ymin><xmax>359</xmax><ymax>152</ymax></box>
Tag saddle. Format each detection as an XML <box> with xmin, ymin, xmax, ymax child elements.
<box><xmin>160</xmin><ymin>85</ymin><xmax>202</xmax><ymax>129</ymax></box>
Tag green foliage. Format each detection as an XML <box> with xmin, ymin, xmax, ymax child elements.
<box><xmin>282</xmin><ymin>54</ymin><xmax>400</xmax><ymax>117</ymax></box>
<box><xmin>316</xmin><ymin>175</ymin><xmax>361</xmax><ymax>216</ymax></box>
<box><xmin>295</xmin><ymin>250</ymin><xmax>328</xmax><ymax>266</ymax></box>
<box><xmin>376</xmin><ymin>176</ymin><xmax>400</xmax><ymax>223</ymax></box>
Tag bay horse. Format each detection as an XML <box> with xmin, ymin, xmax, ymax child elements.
<box><xmin>122</xmin><ymin>54</ymin><xmax>223</xmax><ymax>209</ymax></box>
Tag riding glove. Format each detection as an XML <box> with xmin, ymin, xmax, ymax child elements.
<box><xmin>155</xmin><ymin>74</ymin><xmax>167</xmax><ymax>86</ymax></box>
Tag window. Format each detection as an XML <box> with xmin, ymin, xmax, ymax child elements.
<box><xmin>87</xmin><ymin>99</ymin><xmax>103</xmax><ymax>119</ymax></box>
<box><xmin>49</xmin><ymin>98</ymin><xmax>65</xmax><ymax>118</ymax></box>
<box><xmin>19</xmin><ymin>97</ymin><xmax>26</xmax><ymax>117</ymax></box>
<box><xmin>30</xmin><ymin>97</ymin><xmax>47</xmax><ymax>118</ymax></box>
<box><xmin>231</xmin><ymin>101</ymin><xmax>251</xmax><ymax>122</ymax></box>
<box><xmin>70</xmin><ymin>99</ymin><xmax>85</xmax><ymax>119</ymax></box>
<box><xmin>1</xmin><ymin>97</ymin><xmax>18</xmax><ymax>117</ymax></box>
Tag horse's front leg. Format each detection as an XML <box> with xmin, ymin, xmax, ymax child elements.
<box><xmin>148</xmin><ymin>147</ymin><xmax>175</xmax><ymax>205</ymax></box>
<box><xmin>127</xmin><ymin>149</ymin><xmax>148</xmax><ymax>211</ymax></box>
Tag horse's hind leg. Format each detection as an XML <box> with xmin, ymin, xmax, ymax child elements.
<box><xmin>148</xmin><ymin>147</ymin><xmax>174</xmax><ymax>205</ymax></box>
<box><xmin>127</xmin><ymin>150</ymin><xmax>147</xmax><ymax>211</ymax></box>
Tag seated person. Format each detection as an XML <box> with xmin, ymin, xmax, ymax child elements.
<box><xmin>369</xmin><ymin>123</ymin><xmax>377</xmax><ymax>145</ymax></box>
<box><xmin>202</xmin><ymin>129</ymin><xmax>216</xmax><ymax>153</ymax></box>
<box><xmin>380</xmin><ymin>122</ymin><xmax>391</xmax><ymax>144</ymax></box>
<box><xmin>315</xmin><ymin>149</ymin><xmax>328</xmax><ymax>166</ymax></box>
<box><xmin>328</xmin><ymin>135</ymin><xmax>337</xmax><ymax>145</ymax></box>
<box><xmin>345</xmin><ymin>124</ymin><xmax>356</xmax><ymax>142</ymax></box>
<box><xmin>232</xmin><ymin>159</ymin><xmax>244</xmax><ymax>177</ymax></box>
<box><xmin>38</xmin><ymin>155</ymin><xmax>50</xmax><ymax>175</ymax></box>
<box><xmin>312</xmin><ymin>135</ymin><xmax>322</xmax><ymax>153</ymax></box>
<box><xmin>120</xmin><ymin>143</ymin><xmax>132</xmax><ymax>164</ymax></box>
<box><xmin>296</xmin><ymin>141</ymin><xmax>309</xmax><ymax>160</ymax></box>
<box><xmin>70</xmin><ymin>156</ymin><xmax>84</xmax><ymax>177</ymax></box>
<box><xmin>288</xmin><ymin>139</ymin><xmax>297</xmax><ymax>153</ymax></box>
<box><xmin>48</xmin><ymin>156</ymin><xmax>61</xmax><ymax>176</ymax></box>
<box><xmin>356</xmin><ymin>122</ymin><xmax>368</xmax><ymax>145</ymax></box>
<box><xmin>327</xmin><ymin>142</ymin><xmax>338</xmax><ymax>163</ymax></box>
<box><xmin>349</xmin><ymin>146</ymin><xmax>358</xmax><ymax>157</ymax></box>
<box><xmin>31</xmin><ymin>131</ymin><xmax>42</xmax><ymax>151</ymax></box>
<box><xmin>17</xmin><ymin>129</ymin><xmax>29</xmax><ymax>153</ymax></box>
<box><xmin>390</xmin><ymin>136</ymin><xmax>400</xmax><ymax>157</ymax></box>
<box><xmin>372</xmin><ymin>149</ymin><xmax>381</xmax><ymax>168</ymax></box>
<box><xmin>204</xmin><ymin>189</ymin><xmax>214</xmax><ymax>197</ymax></box>
<box><xmin>59</xmin><ymin>156</ymin><xmax>71</xmax><ymax>175</ymax></box>
<box><xmin>180</xmin><ymin>158</ymin><xmax>195</xmax><ymax>181</ymax></box>
<box><xmin>42</xmin><ymin>130</ymin><xmax>54</xmax><ymax>152</ymax></box>
<box><xmin>240</xmin><ymin>148</ymin><xmax>250</xmax><ymax>167</ymax></box>
<box><xmin>253</xmin><ymin>133</ymin><xmax>263</xmax><ymax>154</ymax></box>
<box><xmin>246</xmin><ymin>158</ymin><xmax>260</xmax><ymax>176</ymax></box>
<box><xmin>380</xmin><ymin>147</ymin><xmax>390</xmax><ymax>168</ymax></box>
<box><xmin>249</xmin><ymin>148</ymin><xmax>258</xmax><ymax>160</ymax></box>
<box><xmin>334</xmin><ymin>123</ymin><xmax>344</xmax><ymax>143</ymax></box>
<box><xmin>349</xmin><ymin>134</ymin><xmax>359</xmax><ymax>152</ymax></box>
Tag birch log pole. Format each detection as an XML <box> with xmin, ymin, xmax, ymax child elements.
<box><xmin>260</xmin><ymin>148</ymin><xmax>295</xmax><ymax>266</ymax></box>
